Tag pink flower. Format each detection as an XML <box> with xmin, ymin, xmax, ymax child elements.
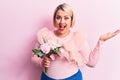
<box><xmin>57</xmin><ymin>48</ymin><xmax>65</xmax><ymax>58</ymax></box>
<box><xmin>40</xmin><ymin>43</ymin><xmax>51</xmax><ymax>54</ymax></box>
<box><xmin>59</xmin><ymin>48</ymin><xmax>65</xmax><ymax>54</ymax></box>
<box><xmin>50</xmin><ymin>54</ymin><xmax>56</xmax><ymax>60</ymax></box>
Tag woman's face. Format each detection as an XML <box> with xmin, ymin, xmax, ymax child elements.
<box><xmin>54</xmin><ymin>9</ymin><xmax>72</xmax><ymax>36</ymax></box>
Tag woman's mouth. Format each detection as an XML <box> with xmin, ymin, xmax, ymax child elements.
<box><xmin>58</xmin><ymin>23</ymin><xmax>66</xmax><ymax>31</ymax></box>
<box><xmin>59</xmin><ymin>25</ymin><xmax>65</xmax><ymax>31</ymax></box>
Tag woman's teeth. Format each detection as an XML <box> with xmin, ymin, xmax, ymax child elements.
<box><xmin>60</xmin><ymin>26</ymin><xmax>65</xmax><ymax>28</ymax></box>
<box><xmin>59</xmin><ymin>26</ymin><xmax>65</xmax><ymax>31</ymax></box>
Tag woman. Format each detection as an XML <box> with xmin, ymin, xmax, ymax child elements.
<box><xmin>31</xmin><ymin>3</ymin><xmax>120</xmax><ymax>80</ymax></box>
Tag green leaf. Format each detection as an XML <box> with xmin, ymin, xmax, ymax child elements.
<box><xmin>38</xmin><ymin>51</ymin><xmax>44</xmax><ymax>57</ymax></box>
<box><xmin>32</xmin><ymin>49</ymin><xmax>39</xmax><ymax>53</ymax></box>
<box><xmin>54</xmin><ymin>48</ymin><xmax>60</xmax><ymax>52</ymax></box>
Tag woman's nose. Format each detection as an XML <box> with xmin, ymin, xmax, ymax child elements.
<box><xmin>60</xmin><ymin>18</ymin><xmax>64</xmax><ymax>23</ymax></box>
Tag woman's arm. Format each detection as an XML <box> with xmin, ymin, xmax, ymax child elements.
<box><xmin>86</xmin><ymin>29</ymin><xmax>120</xmax><ymax>67</ymax></box>
<box><xmin>31</xmin><ymin>42</ymin><xmax>43</xmax><ymax>67</ymax></box>
<box><xmin>86</xmin><ymin>40</ymin><xmax>103</xmax><ymax>67</ymax></box>
<box><xmin>31</xmin><ymin>27</ymin><xmax>52</xmax><ymax>67</ymax></box>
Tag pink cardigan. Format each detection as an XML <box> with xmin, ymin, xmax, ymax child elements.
<box><xmin>31</xmin><ymin>27</ymin><xmax>103</xmax><ymax>68</ymax></box>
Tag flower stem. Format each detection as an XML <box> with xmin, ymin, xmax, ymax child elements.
<box><xmin>45</xmin><ymin>67</ymin><xmax>48</xmax><ymax>73</ymax></box>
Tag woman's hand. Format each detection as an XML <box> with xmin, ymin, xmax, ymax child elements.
<box><xmin>99</xmin><ymin>29</ymin><xmax>120</xmax><ymax>42</ymax></box>
<box><xmin>42</xmin><ymin>56</ymin><xmax>51</xmax><ymax>68</ymax></box>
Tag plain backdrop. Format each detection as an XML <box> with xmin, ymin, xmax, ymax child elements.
<box><xmin>0</xmin><ymin>0</ymin><xmax>120</xmax><ymax>80</ymax></box>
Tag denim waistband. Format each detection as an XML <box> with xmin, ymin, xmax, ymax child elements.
<box><xmin>41</xmin><ymin>69</ymin><xmax>82</xmax><ymax>80</ymax></box>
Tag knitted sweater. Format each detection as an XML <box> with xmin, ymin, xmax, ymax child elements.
<box><xmin>31</xmin><ymin>27</ymin><xmax>103</xmax><ymax>79</ymax></box>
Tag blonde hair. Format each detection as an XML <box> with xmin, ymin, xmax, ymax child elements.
<box><xmin>53</xmin><ymin>3</ymin><xmax>75</xmax><ymax>27</ymax></box>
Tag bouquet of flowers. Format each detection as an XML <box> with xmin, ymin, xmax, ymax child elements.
<box><xmin>32</xmin><ymin>37</ymin><xmax>62</xmax><ymax>73</ymax></box>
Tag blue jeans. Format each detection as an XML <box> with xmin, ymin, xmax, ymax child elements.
<box><xmin>41</xmin><ymin>69</ymin><xmax>82</xmax><ymax>80</ymax></box>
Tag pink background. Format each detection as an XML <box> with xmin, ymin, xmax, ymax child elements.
<box><xmin>0</xmin><ymin>0</ymin><xmax>120</xmax><ymax>80</ymax></box>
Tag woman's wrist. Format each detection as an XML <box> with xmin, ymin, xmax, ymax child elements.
<box><xmin>98</xmin><ymin>38</ymin><xmax>104</xmax><ymax>45</ymax></box>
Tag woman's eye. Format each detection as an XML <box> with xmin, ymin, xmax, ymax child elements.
<box><xmin>64</xmin><ymin>17</ymin><xmax>69</xmax><ymax>20</ymax></box>
<box><xmin>56</xmin><ymin>16</ymin><xmax>61</xmax><ymax>20</ymax></box>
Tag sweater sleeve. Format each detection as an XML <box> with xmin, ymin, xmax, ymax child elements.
<box><xmin>31</xmin><ymin>41</ymin><xmax>43</xmax><ymax>67</ymax></box>
<box><xmin>31</xmin><ymin>27</ymin><xmax>51</xmax><ymax>67</ymax></box>
<box><xmin>80</xmin><ymin>40</ymin><xmax>103</xmax><ymax>67</ymax></box>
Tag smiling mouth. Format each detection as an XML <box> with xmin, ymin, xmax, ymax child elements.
<box><xmin>59</xmin><ymin>24</ymin><xmax>66</xmax><ymax>31</ymax></box>
<box><xmin>59</xmin><ymin>26</ymin><xmax>65</xmax><ymax>31</ymax></box>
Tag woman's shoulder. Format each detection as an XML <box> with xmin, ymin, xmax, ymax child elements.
<box><xmin>37</xmin><ymin>27</ymin><xmax>50</xmax><ymax>34</ymax></box>
<box><xmin>37</xmin><ymin>27</ymin><xmax>51</xmax><ymax>36</ymax></box>
<box><xmin>37</xmin><ymin>27</ymin><xmax>52</xmax><ymax>42</ymax></box>
<box><xmin>71</xmin><ymin>28</ymin><xmax>88</xmax><ymax>47</ymax></box>
<box><xmin>73</xmin><ymin>28</ymin><xmax>87</xmax><ymax>39</ymax></box>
